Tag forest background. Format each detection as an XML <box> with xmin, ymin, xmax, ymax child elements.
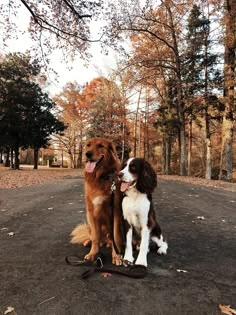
<box><xmin>0</xmin><ymin>0</ymin><xmax>235</xmax><ymax>182</ymax></box>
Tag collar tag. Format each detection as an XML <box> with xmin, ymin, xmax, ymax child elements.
<box><xmin>110</xmin><ymin>181</ymin><xmax>116</xmax><ymax>193</ymax></box>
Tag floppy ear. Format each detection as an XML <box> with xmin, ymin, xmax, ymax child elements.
<box><xmin>136</xmin><ymin>160</ymin><xmax>157</xmax><ymax>194</ymax></box>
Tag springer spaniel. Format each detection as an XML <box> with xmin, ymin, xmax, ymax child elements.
<box><xmin>118</xmin><ymin>158</ymin><xmax>168</xmax><ymax>267</ymax></box>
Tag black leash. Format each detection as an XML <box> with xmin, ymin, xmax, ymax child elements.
<box><xmin>65</xmin><ymin>253</ymin><xmax>147</xmax><ymax>279</ymax></box>
<box><xmin>110</xmin><ymin>180</ymin><xmax>122</xmax><ymax>256</ymax></box>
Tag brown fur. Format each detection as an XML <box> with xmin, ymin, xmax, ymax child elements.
<box><xmin>70</xmin><ymin>137</ymin><xmax>123</xmax><ymax>265</ymax></box>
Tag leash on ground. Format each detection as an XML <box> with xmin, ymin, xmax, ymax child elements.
<box><xmin>65</xmin><ymin>178</ymin><xmax>147</xmax><ymax>279</ymax></box>
<box><xmin>65</xmin><ymin>253</ymin><xmax>147</xmax><ymax>279</ymax></box>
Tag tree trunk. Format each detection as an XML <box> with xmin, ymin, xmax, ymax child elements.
<box><xmin>161</xmin><ymin>136</ymin><xmax>166</xmax><ymax>174</ymax></box>
<box><xmin>166</xmin><ymin>137</ymin><xmax>171</xmax><ymax>175</ymax></box>
<box><xmin>77</xmin><ymin>142</ymin><xmax>83</xmax><ymax>168</ymax></box>
<box><xmin>219</xmin><ymin>0</ymin><xmax>236</xmax><ymax>181</ymax></box>
<box><xmin>4</xmin><ymin>147</ymin><xmax>10</xmax><ymax>167</ymax></box>
<box><xmin>10</xmin><ymin>147</ymin><xmax>14</xmax><ymax>169</ymax></box>
<box><xmin>219</xmin><ymin>116</ymin><xmax>233</xmax><ymax>181</ymax></box>
<box><xmin>179</xmin><ymin>120</ymin><xmax>187</xmax><ymax>176</ymax></box>
<box><xmin>68</xmin><ymin>150</ymin><xmax>74</xmax><ymax>168</ymax></box>
<box><xmin>134</xmin><ymin>87</ymin><xmax>142</xmax><ymax>157</ymax></box>
<box><xmin>34</xmin><ymin>148</ymin><xmax>39</xmax><ymax>169</ymax></box>
<box><xmin>138</xmin><ymin>113</ymin><xmax>141</xmax><ymax>157</ymax></box>
<box><xmin>14</xmin><ymin>145</ymin><xmax>20</xmax><ymax>170</ymax></box>
<box><xmin>166</xmin><ymin>3</ymin><xmax>187</xmax><ymax>176</ymax></box>
<box><xmin>205</xmin><ymin>111</ymin><xmax>212</xmax><ymax>180</ymax></box>
<box><xmin>187</xmin><ymin>117</ymin><xmax>193</xmax><ymax>176</ymax></box>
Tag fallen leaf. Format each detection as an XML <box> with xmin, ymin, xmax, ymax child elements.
<box><xmin>101</xmin><ymin>272</ymin><xmax>111</xmax><ymax>278</ymax></box>
<box><xmin>197</xmin><ymin>216</ymin><xmax>205</xmax><ymax>220</ymax></box>
<box><xmin>177</xmin><ymin>269</ymin><xmax>188</xmax><ymax>273</ymax></box>
<box><xmin>4</xmin><ymin>306</ymin><xmax>15</xmax><ymax>314</ymax></box>
<box><xmin>219</xmin><ymin>304</ymin><xmax>236</xmax><ymax>315</ymax></box>
<box><xmin>7</xmin><ymin>232</ymin><xmax>14</xmax><ymax>237</ymax></box>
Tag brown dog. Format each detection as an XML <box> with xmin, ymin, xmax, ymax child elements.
<box><xmin>70</xmin><ymin>137</ymin><xmax>123</xmax><ymax>265</ymax></box>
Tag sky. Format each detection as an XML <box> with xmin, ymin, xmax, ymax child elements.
<box><xmin>0</xmin><ymin>2</ymin><xmax>117</xmax><ymax>96</ymax></box>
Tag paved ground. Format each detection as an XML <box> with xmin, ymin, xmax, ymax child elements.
<box><xmin>0</xmin><ymin>175</ymin><xmax>235</xmax><ymax>315</ymax></box>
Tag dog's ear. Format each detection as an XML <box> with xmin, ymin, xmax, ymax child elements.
<box><xmin>136</xmin><ymin>160</ymin><xmax>157</xmax><ymax>194</ymax></box>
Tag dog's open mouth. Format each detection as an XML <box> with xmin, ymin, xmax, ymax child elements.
<box><xmin>85</xmin><ymin>155</ymin><xmax>104</xmax><ymax>173</ymax></box>
<box><xmin>120</xmin><ymin>181</ymin><xmax>136</xmax><ymax>192</ymax></box>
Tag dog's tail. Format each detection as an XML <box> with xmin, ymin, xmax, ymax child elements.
<box><xmin>70</xmin><ymin>223</ymin><xmax>91</xmax><ymax>247</ymax></box>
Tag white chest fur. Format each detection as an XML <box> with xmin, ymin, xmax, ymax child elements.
<box><xmin>122</xmin><ymin>189</ymin><xmax>150</xmax><ymax>229</ymax></box>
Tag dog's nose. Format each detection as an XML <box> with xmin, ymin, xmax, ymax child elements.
<box><xmin>118</xmin><ymin>171</ymin><xmax>124</xmax><ymax>179</ymax></box>
<box><xmin>86</xmin><ymin>151</ymin><xmax>93</xmax><ymax>159</ymax></box>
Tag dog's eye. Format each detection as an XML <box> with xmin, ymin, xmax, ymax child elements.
<box><xmin>98</xmin><ymin>143</ymin><xmax>104</xmax><ymax>148</ymax></box>
<box><xmin>129</xmin><ymin>165</ymin><xmax>136</xmax><ymax>173</ymax></box>
<box><xmin>87</xmin><ymin>143</ymin><xmax>91</xmax><ymax>147</ymax></box>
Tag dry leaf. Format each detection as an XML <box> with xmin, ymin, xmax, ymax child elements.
<box><xmin>4</xmin><ymin>306</ymin><xmax>15</xmax><ymax>314</ymax></box>
<box><xmin>101</xmin><ymin>272</ymin><xmax>111</xmax><ymax>278</ymax></box>
<box><xmin>177</xmin><ymin>269</ymin><xmax>188</xmax><ymax>273</ymax></box>
<box><xmin>197</xmin><ymin>216</ymin><xmax>205</xmax><ymax>220</ymax></box>
<box><xmin>219</xmin><ymin>304</ymin><xmax>236</xmax><ymax>315</ymax></box>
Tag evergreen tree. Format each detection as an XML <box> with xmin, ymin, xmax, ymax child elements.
<box><xmin>183</xmin><ymin>5</ymin><xmax>223</xmax><ymax>179</ymax></box>
<box><xmin>0</xmin><ymin>52</ymin><xmax>65</xmax><ymax>169</ymax></box>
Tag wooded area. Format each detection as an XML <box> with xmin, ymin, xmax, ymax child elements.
<box><xmin>0</xmin><ymin>0</ymin><xmax>235</xmax><ymax>181</ymax></box>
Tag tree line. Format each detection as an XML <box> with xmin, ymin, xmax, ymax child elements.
<box><xmin>0</xmin><ymin>0</ymin><xmax>235</xmax><ymax>181</ymax></box>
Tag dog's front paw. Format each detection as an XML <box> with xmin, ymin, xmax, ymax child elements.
<box><xmin>123</xmin><ymin>259</ymin><xmax>133</xmax><ymax>267</ymax></box>
<box><xmin>135</xmin><ymin>257</ymin><xmax>147</xmax><ymax>267</ymax></box>
<box><xmin>157</xmin><ymin>242</ymin><xmax>168</xmax><ymax>255</ymax></box>
<box><xmin>123</xmin><ymin>254</ymin><xmax>134</xmax><ymax>264</ymax></box>
<box><xmin>112</xmin><ymin>254</ymin><xmax>123</xmax><ymax>265</ymax></box>
<box><xmin>84</xmin><ymin>252</ymin><xmax>96</xmax><ymax>262</ymax></box>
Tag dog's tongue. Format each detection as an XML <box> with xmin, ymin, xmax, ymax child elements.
<box><xmin>85</xmin><ymin>161</ymin><xmax>97</xmax><ymax>173</ymax></box>
<box><xmin>121</xmin><ymin>182</ymin><xmax>131</xmax><ymax>192</ymax></box>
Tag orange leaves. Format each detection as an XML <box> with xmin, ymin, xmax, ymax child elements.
<box><xmin>101</xmin><ymin>272</ymin><xmax>112</xmax><ymax>278</ymax></box>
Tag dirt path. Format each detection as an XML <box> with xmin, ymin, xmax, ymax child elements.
<box><xmin>0</xmin><ymin>176</ymin><xmax>235</xmax><ymax>315</ymax></box>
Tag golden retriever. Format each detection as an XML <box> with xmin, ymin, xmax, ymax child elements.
<box><xmin>70</xmin><ymin>137</ymin><xmax>123</xmax><ymax>265</ymax></box>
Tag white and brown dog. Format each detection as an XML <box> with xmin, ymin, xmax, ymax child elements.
<box><xmin>118</xmin><ymin>158</ymin><xmax>168</xmax><ymax>267</ymax></box>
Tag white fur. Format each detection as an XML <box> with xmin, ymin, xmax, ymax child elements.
<box><xmin>122</xmin><ymin>187</ymin><xmax>151</xmax><ymax>267</ymax></box>
<box><xmin>151</xmin><ymin>235</ymin><xmax>168</xmax><ymax>255</ymax></box>
<box><xmin>120</xmin><ymin>158</ymin><xmax>135</xmax><ymax>183</ymax></box>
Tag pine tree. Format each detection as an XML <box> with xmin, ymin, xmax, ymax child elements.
<box><xmin>183</xmin><ymin>5</ymin><xmax>223</xmax><ymax>179</ymax></box>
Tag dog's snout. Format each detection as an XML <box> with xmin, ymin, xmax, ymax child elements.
<box><xmin>86</xmin><ymin>151</ymin><xmax>93</xmax><ymax>159</ymax></box>
<box><xmin>118</xmin><ymin>171</ymin><xmax>124</xmax><ymax>179</ymax></box>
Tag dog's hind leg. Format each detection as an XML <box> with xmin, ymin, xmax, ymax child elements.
<box><xmin>151</xmin><ymin>223</ymin><xmax>168</xmax><ymax>255</ymax></box>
